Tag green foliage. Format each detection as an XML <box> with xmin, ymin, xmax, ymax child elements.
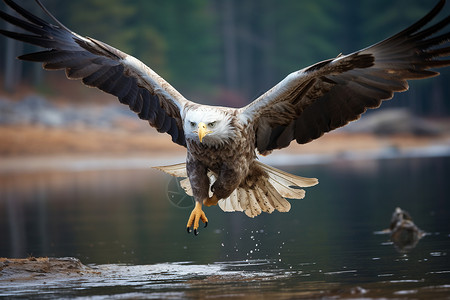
<box><xmin>148</xmin><ymin>0</ymin><xmax>221</xmax><ymax>97</ymax></box>
<box><xmin>41</xmin><ymin>0</ymin><xmax>221</xmax><ymax>99</ymax></box>
<box><xmin>2</xmin><ymin>0</ymin><xmax>449</xmax><ymax>115</ymax></box>
<box><xmin>262</xmin><ymin>0</ymin><xmax>341</xmax><ymax>78</ymax></box>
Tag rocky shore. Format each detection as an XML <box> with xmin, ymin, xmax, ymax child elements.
<box><xmin>0</xmin><ymin>95</ymin><xmax>449</xmax><ymax>172</ymax></box>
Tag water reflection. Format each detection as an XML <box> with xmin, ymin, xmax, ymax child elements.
<box><xmin>0</xmin><ymin>169</ymin><xmax>186</xmax><ymax>263</ymax></box>
<box><xmin>0</xmin><ymin>156</ymin><xmax>449</xmax><ymax>298</ymax></box>
<box><xmin>388</xmin><ymin>207</ymin><xmax>425</xmax><ymax>253</ymax></box>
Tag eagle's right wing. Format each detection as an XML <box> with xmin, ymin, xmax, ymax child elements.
<box><xmin>240</xmin><ymin>0</ymin><xmax>450</xmax><ymax>155</ymax></box>
<box><xmin>0</xmin><ymin>0</ymin><xmax>191</xmax><ymax>146</ymax></box>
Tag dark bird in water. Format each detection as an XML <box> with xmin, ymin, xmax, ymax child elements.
<box><xmin>389</xmin><ymin>207</ymin><xmax>425</xmax><ymax>253</ymax></box>
<box><xmin>1</xmin><ymin>0</ymin><xmax>449</xmax><ymax>235</ymax></box>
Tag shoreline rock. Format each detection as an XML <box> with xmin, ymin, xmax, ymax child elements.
<box><xmin>0</xmin><ymin>257</ymin><xmax>99</xmax><ymax>282</ymax></box>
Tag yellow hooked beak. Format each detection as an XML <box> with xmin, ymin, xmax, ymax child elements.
<box><xmin>197</xmin><ymin>122</ymin><xmax>212</xmax><ymax>143</ymax></box>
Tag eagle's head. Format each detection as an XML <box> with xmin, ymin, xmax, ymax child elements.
<box><xmin>183</xmin><ymin>106</ymin><xmax>235</xmax><ymax>146</ymax></box>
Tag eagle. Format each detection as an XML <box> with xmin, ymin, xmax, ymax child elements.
<box><xmin>1</xmin><ymin>0</ymin><xmax>449</xmax><ymax>235</ymax></box>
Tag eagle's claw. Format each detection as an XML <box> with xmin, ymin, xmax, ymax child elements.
<box><xmin>186</xmin><ymin>201</ymin><xmax>208</xmax><ymax>236</ymax></box>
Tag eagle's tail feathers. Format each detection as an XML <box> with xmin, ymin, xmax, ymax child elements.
<box><xmin>245</xmin><ymin>189</ymin><xmax>263</xmax><ymax>218</ymax></box>
<box><xmin>268</xmin><ymin>177</ymin><xmax>306</xmax><ymax>199</ymax></box>
<box><xmin>218</xmin><ymin>181</ymin><xmax>289</xmax><ymax>217</ymax></box>
<box><xmin>155</xmin><ymin>162</ymin><xmax>318</xmax><ymax>218</ymax></box>
<box><xmin>254</xmin><ymin>185</ymin><xmax>276</xmax><ymax>214</ymax></box>
<box><xmin>229</xmin><ymin>188</ymin><xmax>244</xmax><ymax>212</ymax></box>
<box><xmin>219</xmin><ymin>192</ymin><xmax>233</xmax><ymax>211</ymax></box>
<box><xmin>265</xmin><ymin>180</ymin><xmax>291</xmax><ymax>212</ymax></box>
<box><xmin>180</xmin><ymin>177</ymin><xmax>193</xmax><ymax>196</ymax></box>
<box><xmin>256</xmin><ymin>161</ymin><xmax>319</xmax><ymax>187</ymax></box>
<box><xmin>236</xmin><ymin>188</ymin><xmax>249</xmax><ymax>214</ymax></box>
<box><xmin>153</xmin><ymin>163</ymin><xmax>187</xmax><ymax>177</ymax></box>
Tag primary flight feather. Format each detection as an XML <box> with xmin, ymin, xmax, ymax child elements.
<box><xmin>1</xmin><ymin>0</ymin><xmax>449</xmax><ymax>235</ymax></box>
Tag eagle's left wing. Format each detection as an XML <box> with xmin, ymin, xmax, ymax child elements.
<box><xmin>0</xmin><ymin>0</ymin><xmax>190</xmax><ymax>146</ymax></box>
<box><xmin>241</xmin><ymin>0</ymin><xmax>450</xmax><ymax>155</ymax></box>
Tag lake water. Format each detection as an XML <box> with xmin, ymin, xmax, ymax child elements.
<box><xmin>0</xmin><ymin>156</ymin><xmax>449</xmax><ymax>299</ymax></box>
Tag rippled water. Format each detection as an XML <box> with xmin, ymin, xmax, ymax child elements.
<box><xmin>0</xmin><ymin>156</ymin><xmax>449</xmax><ymax>299</ymax></box>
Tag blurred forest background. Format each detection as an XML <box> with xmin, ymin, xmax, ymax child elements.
<box><xmin>2</xmin><ymin>2</ymin><xmax>450</xmax><ymax>285</ymax></box>
<box><xmin>0</xmin><ymin>0</ymin><xmax>449</xmax><ymax>160</ymax></box>
<box><xmin>1</xmin><ymin>0</ymin><xmax>449</xmax><ymax>114</ymax></box>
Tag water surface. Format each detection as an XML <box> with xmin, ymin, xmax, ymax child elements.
<box><xmin>0</xmin><ymin>156</ymin><xmax>449</xmax><ymax>298</ymax></box>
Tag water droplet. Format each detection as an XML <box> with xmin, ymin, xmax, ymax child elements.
<box><xmin>250</xmin><ymin>250</ymin><xmax>253</xmax><ymax>254</ymax></box>
<box><xmin>221</xmin><ymin>243</ymin><xmax>224</xmax><ymax>247</ymax></box>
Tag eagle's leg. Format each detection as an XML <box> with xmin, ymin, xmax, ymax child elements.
<box><xmin>203</xmin><ymin>194</ymin><xmax>219</xmax><ymax>207</ymax></box>
<box><xmin>185</xmin><ymin>157</ymin><xmax>213</xmax><ymax>235</ymax></box>
<box><xmin>203</xmin><ymin>165</ymin><xmax>242</xmax><ymax>207</ymax></box>
<box><xmin>186</xmin><ymin>201</ymin><xmax>208</xmax><ymax>235</ymax></box>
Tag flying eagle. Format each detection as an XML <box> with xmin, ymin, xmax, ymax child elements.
<box><xmin>1</xmin><ymin>1</ymin><xmax>449</xmax><ymax>235</ymax></box>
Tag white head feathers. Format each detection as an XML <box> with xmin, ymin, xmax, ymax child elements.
<box><xmin>183</xmin><ymin>106</ymin><xmax>236</xmax><ymax>146</ymax></box>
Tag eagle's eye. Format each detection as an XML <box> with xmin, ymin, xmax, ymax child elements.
<box><xmin>189</xmin><ymin>121</ymin><xmax>196</xmax><ymax>128</ymax></box>
<box><xmin>208</xmin><ymin>121</ymin><xmax>216</xmax><ymax>128</ymax></box>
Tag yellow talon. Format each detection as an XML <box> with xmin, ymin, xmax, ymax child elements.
<box><xmin>187</xmin><ymin>201</ymin><xmax>208</xmax><ymax>235</ymax></box>
<box><xmin>203</xmin><ymin>194</ymin><xmax>219</xmax><ymax>207</ymax></box>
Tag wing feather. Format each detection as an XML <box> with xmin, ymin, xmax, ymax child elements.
<box><xmin>240</xmin><ymin>0</ymin><xmax>450</xmax><ymax>154</ymax></box>
<box><xmin>0</xmin><ymin>0</ymin><xmax>191</xmax><ymax>146</ymax></box>
<box><xmin>245</xmin><ymin>189</ymin><xmax>262</xmax><ymax>218</ymax></box>
<box><xmin>237</xmin><ymin>188</ymin><xmax>250</xmax><ymax>214</ymax></box>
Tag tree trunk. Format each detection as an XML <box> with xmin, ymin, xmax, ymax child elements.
<box><xmin>3</xmin><ymin>5</ymin><xmax>20</xmax><ymax>93</ymax></box>
<box><xmin>222</xmin><ymin>0</ymin><xmax>239</xmax><ymax>91</ymax></box>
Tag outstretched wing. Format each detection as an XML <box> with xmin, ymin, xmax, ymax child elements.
<box><xmin>0</xmin><ymin>0</ymin><xmax>190</xmax><ymax>146</ymax></box>
<box><xmin>241</xmin><ymin>0</ymin><xmax>450</xmax><ymax>155</ymax></box>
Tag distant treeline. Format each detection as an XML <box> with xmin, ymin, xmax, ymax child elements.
<box><xmin>1</xmin><ymin>0</ymin><xmax>449</xmax><ymax>115</ymax></box>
